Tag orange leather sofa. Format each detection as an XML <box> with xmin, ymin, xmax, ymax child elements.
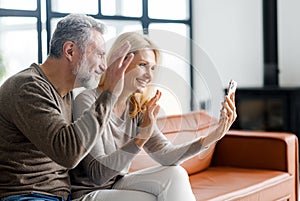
<box><xmin>130</xmin><ymin>110</ymin><xmax>299</xmax><ymax>201</ymax></box>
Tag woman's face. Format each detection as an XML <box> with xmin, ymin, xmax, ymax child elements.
<box><xmin>124</xmin><ymin>49</ymin><xmax>156</xmax><ymax>94</ymax></box>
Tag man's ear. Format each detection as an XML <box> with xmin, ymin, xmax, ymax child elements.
<box><xmin>63</xmin><ymin>41</ymin><xmax>75</xmax><ymax>62</ymax></box>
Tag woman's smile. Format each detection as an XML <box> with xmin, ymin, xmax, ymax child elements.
<box><xmin>136</xmin><ymin>78</ymin><xmax>149</xmax><ymax>87</ymax></box>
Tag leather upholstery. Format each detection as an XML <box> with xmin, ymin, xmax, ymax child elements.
<box><xmin>129</xmin><ymin>110</ymin><xmax>299</xmax><ymax>201</ymax></box>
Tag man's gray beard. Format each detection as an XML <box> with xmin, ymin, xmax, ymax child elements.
<box><xmin>73</xmin><ymin>59</ymin><xmax>101</xmax><ymax>89</ymax></box>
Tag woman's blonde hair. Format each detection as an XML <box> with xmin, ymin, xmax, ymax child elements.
<box><xmin>99</xmin><ymin>31</ymin><xmax>160</xmax><ymax>118</ymax></box>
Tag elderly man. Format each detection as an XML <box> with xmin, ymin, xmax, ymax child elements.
<box><xmin>0</xmin><ymin>14</ymin><xmax>133</xmax><ymax>201</ymax></box>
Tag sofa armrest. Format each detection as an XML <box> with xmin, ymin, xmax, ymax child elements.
<box><xmin>211</xmin><ymin>130</ymin><xmax>298</xmax><ymax>175</ymax></box>
<box><xmin>211</xmin><ymin>130</ymin><xmax>299</xmax><ymax>201</ymax></box>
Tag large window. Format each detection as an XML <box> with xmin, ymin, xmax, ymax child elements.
<box><xmin>0</xmin><ymin>0</ymin><xmax>192</xmax><ymax>115</ymax></box>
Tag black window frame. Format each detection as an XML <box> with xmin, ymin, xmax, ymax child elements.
<box><xmin>0</xmin><ymin>0</ymin><xmax>43</xmax><ymax>63</ymax></box>
<box><xmin>0</xmin><ymin>0</ymin><xmax>194</xmax><ymax>109</ymax></box>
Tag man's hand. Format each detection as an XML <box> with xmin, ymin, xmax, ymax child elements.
<box><xmin>102</xmin><ymin>41</ymin><xmax>134</xmax><ymax>97</ymax></box>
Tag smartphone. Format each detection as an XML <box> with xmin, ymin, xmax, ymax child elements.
<box><xmin>226</xmin><ymin>79</ymin><xmax>237</xmax><ymax>97</ymax></box>
<box><xmin>221</xmin><ymin>79</ymin><xmax>237</xmax><ymax>112</ymax></box>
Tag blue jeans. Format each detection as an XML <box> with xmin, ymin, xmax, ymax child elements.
<box><xmin>0</xmin><ymin>193</ymin><xmax>71</xmax><ymax>201</ymax></box>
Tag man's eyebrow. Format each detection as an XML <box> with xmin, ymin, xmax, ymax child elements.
<box><xmin>98</xmin><ymin>48</ymin><xmax>106</xmax><ymax>54</ymax></box>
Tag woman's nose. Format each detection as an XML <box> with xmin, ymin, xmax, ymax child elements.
<box><xmin>144</xmin><ymin>68</ymin><xmax>152</xmax><ymax>80</ymax></box>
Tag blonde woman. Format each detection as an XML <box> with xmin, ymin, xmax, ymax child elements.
<box><xmin>70</xmin><ymin>32</ymin><xmax>236</xmax><ymax>201</ymax></box>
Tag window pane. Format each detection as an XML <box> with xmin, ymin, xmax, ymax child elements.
<box><xmin>0</xmin><ymin>0</ymin><xmax>36</xmax><ymax>10</ymax></box>
<box><xmin>0</xmin><ymin>17</ymin><xmax>38</xmax><ymax>84</ymax></box>
<box><xmin>150</xmin><ymin>23</ymin><xmax>189</xmax><ymax>38</ymax></box>
<box><xmin>148</xmin><ymin>24</ymin><xmax>191</xmax><ymax>115</ymax></box>
<box><xmin>50</xmin><ymin>17</ymin><xmax>61</xmax><ymax>37</ymax></box>
<box><xmin>152</xmin><ymin>52</ymin><xmax>191</xmax><ymax>116</ymax></box>
<box><xmin>101</xmin><ymin>20</ymin><xmax>142</xmax><ymax>45</ymax></box>
<box><xmin>51</xmin><ymin>0</ymin><xmax>98</xmax><ymax>15</ymax></box>
<box><xmin>148</xmin><ymin>0</ymin><xmax>189</xmax><ymax>20</ymax></box>
<box><xmin>149</xmin><ymin>23</ymin><xmax>190</xmax><ymax>76</ymax></box>
<box><xmin>101</xmin><ymin>0</ymin><xmax>142</xmax><ymax>17</ymax></box>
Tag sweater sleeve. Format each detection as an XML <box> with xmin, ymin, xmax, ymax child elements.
<box><xmin>82</xmin><ymin>139</ymin><xmax>141</xmax><ymax>185</ymax></box>
<box><xmin>143</xmin><ymin>124</ymin><xmax>204</xmax><ymax>166</ymax></box>
<box><xmin>13</xmin><ymin>80</ymin><xmax>115</xmax><ymax>168</ymax></box>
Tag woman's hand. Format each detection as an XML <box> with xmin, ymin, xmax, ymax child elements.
<box><xmin>201</xmin><ymin>93</ymin><xmax>237</xmax><ymax>147</ymax></box>
<box><xmin>134</xmin><ymin>90</ymin><xmax>161</xmax><ymax>148</ymax></box>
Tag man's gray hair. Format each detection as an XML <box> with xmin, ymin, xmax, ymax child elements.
<box><xmin>49</xmin><ymin>13</ymin><xmax>106</xmax><ymax>58</ymax></box>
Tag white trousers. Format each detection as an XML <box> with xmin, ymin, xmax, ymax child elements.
<box><xmin>75</xmin><ymin>166</ymin><xmax>196</xmax><ymax>201</ymax></box>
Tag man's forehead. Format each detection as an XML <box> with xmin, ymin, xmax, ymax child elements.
<box><xmin>97</xmin><ymin>41</ymin><xmax>106</xmax><ymax>51</ymax></box>
<box><xmin>92</xmin><ymin>29</ymin><xmax>105</xmax><ymax>43</ymax></box>
<box><xmin>89</xmin><ymin>33</ymin><xmax>106</xmax><ymax>52</ymax></box>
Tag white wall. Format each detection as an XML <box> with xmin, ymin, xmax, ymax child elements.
<box><xmin>193</xmin><ymin>0</ymin><xmax>264</xmax><ymax>88</ymax></box>
<box><xmin>192</xmin><ymin>0</ymin><xmax>264</xmax><ymax>116</ymax></box>
<box><xmin>278</xmin><ymin>0</ymin><xmax>300</xmax><ymax>87</ymax></box>
<box><xmin>192</xmin><ymin>0</ymin><xmax>300</xmax><ymax>90</ymax></box>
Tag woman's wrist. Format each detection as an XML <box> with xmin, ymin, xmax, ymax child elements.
<box><xmin>134</xmin><ymin>137</ymin><xmax>147</xmax><ymax>148</ymax></box>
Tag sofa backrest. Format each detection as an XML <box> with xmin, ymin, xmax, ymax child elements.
<box><xmin>129</xmin><ymin>110</ymin><xmax>218</xmax><ymax>175</ymax></box>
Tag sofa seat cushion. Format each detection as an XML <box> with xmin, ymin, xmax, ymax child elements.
<box><xmin>190</xmin><ymin>167</ymin><xmax>293</xmax><ymax>201</ymax></box>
